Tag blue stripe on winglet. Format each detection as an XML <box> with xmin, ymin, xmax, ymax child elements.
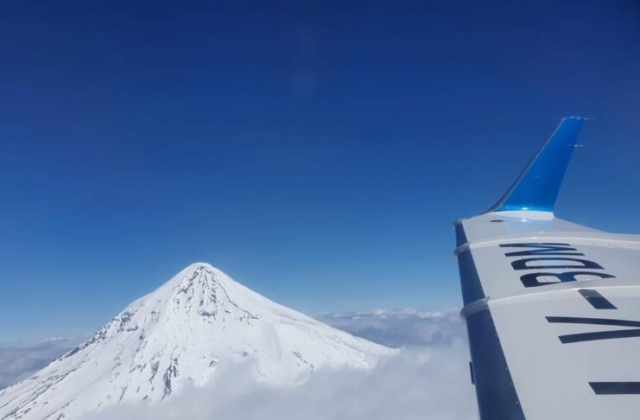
<box><xmin>489</xmin><ymin>117</ymin><xmax>586</xmax><ymax>213</ymax></box>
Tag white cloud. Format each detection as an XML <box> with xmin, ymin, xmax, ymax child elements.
<box><xmin>1</xmin><ymin>309</ymin><xmax>478</xmax><ymax>420</ymax></box>
<box><xmin>87</xmin><ymin>345</ymin><xmax>477</xmax><ymax>420</ymax></box>
<box><xmin>0</xmin><ymin>337</ymin><xmax>84</xmax><ymax>390</ymax></box>
<box><xmin>86</xmin><ymin>308</ymin><xmax>477</xmax><ymax>420</ymax></box>
<box><xmin>318</xmin><ymin>307</ymin><xmax>465</xmax><ymax>348</ymax></box>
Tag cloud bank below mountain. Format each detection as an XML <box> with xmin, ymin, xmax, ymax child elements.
<box><xmin>88</xmin><ymin>308</ymin><xmax>477</xmax><ymax>420</ymax></box>
<box><xmin>1</xmin><ymin>309</ymin><xmax>477</xmax><ymax>420</ymax></box>
<box><xmin>318</xmin><ymin>307</ymin><xmax>465</xmax><ymax>347</ymax></box>
<box><xmin>0</xmin><ymin>337</ymin><xmax>84</xmax><ymax>390</ymax></box>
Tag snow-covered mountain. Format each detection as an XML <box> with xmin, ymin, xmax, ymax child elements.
<box><xmin>0</xmin><ymin>263</ymin><xmax>393</xmax><ymax>420</ymax></box>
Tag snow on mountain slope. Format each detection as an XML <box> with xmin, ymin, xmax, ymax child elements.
<box><xmin>0</xmin><ymin>263</ymin><xmax>393</xmax><ymax>420</ymax></box>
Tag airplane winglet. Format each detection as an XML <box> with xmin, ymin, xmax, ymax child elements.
<box><xmin>488</xmin><ymin>116</ymin><xmax>586</xmax><ymax>213</ymax></box>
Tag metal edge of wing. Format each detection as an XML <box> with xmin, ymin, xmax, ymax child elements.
<box><xmin>455</xmin><ymin>222</ymin><xmax>526</xmax><ymax>420</ymax></box>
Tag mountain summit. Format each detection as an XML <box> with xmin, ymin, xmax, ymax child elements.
<box><xmin>0</xmin><ymin>263</ymin><xmax>393</xmax><ymax>420</ymax></box>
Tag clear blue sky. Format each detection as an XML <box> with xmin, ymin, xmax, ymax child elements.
<box><xmin>2</xmin><ymin>0</ymin><xmax>640</xmax><ymax>340</ymax></box>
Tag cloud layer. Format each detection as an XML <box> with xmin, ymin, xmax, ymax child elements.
<box><xmin>0</xmin><ymin>337</ymin><xmax>84</xmax><ymax>390</ymax></box>
<box><xmin>1</xmin><ymin>309</ymin><xmax>478</xmax><ymax>420</ymax></box>
<box><xmin>86</xmin><ymin>308</ymin><xmax>477</xmax><ymax>420</ymax></box>
<box><xmin>87</xmin><ymin>345</ymin><xmax>477</xmax><ymax>420</ymax></box>
<box><xmin>318</xmin><ymin>307</ymin><xmax>465</xmax><ymax>347</ymax></box>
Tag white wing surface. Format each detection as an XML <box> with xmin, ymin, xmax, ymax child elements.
<box><xmin>456</xmin><ymin>117</ymin><xmax>640</xmax><ymax>419</ymax></box>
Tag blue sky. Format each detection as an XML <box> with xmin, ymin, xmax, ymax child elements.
<box><xmin>1</xmin><ymin>0</ymin><xmax>640</xmax><ymax>340</ymax></box>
